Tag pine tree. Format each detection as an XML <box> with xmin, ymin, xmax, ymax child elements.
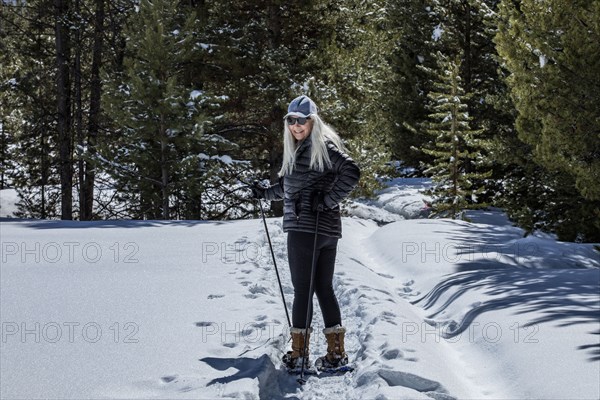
<box><xmin>198</xmin><ymin>0</ymin><xmax>305</xmax><ymax>216</ymax></box>
<box><xmin>1</xmin><ymin>0</ymin><xmax>63</xmax><ymax>218</ymax></box>
<box><xmin>310</xmin><ymin>1</ymin><xmax>395</xmax><ymax>198</ymax></box>
<box><xmin>418</xmin><ymin>52</ymin><xmax>491</xmax><ymax>219</ymax></box>
<box><xmin>0</xmin><ymin>5</ymin><xmax>16</xmax><ymax>191</ymax></box>
<box><xmin>202</xmin><ymin>0</ymin><xmax>394</xmax><ymax>206</ymax></box>
<box><xmin>1</xmin><ymin>0</ymin><xmax>121</xmax><ymax>220</ymax></box>
<box><xmin>495</xmin><ymin>0</ymin><xmax>600</xmax><ymax>241</ymax></box>
<box><xmin>387</xmin><ymin>0</ymin><xmax>437</xmax><ymax>167</ymax></box>
<box><xmin>75</xmin><ymin>0</ymin><xmax>106</xmax><ymax>221</ymax></box>
<box><xmin>101</xmin><ymin>0</ymin><xmax>219</xmax><ymax>220</ymax></box>
<box><xmin>0</xmin><ymin>120</ymin><xmax>11</xmax><ymax>190</ymax></box>
<box><xmin>389</xmin><ymin>1</ymin><xmax>511</xmax><ymax>199</ymax></box>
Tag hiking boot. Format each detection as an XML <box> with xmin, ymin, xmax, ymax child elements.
<box><xmin>316</xmin><ymin>325</ymin><xmax>348</xmax><ymax>369</ymax></box>
<box><xmin>283</xmin><ymin>327</ymin><xmax>312</xmax><ymax>370</ymax></box>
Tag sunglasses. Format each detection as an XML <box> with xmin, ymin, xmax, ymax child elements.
<box><xmin>286</xmin><ymin>116</ymin><xmax>311</xmax><ymax>126</ymax></box>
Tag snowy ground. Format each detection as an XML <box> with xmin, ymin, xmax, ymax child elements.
<box><xmin>1</xmin><ymin>180</ymin><xmax>599</xmax><ymax>399</ymax></box>
<box><xmin>0</xmin><ymin>189</ymin><xmax>18</xmax><ymax>218</ymax></box>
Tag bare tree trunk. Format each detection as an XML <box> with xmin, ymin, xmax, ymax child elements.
<box><xmin>463</xmin><ymin>1</ymin><xmax>472</xmax><ymax>94</ymax></box>
<box><xmin>84</xmin><ymin>0</ymin><xmax>105</xmax><ymax>220</ymax></box>
<box><xmin>74</xmin><ymin>0</ymin><xmax>84</xmax><ymax>220</ymax></box>
<box><xmin>267</xmin><ymin>3</ymin><xmax>283</xmax><ymax>217</ymax></box>
<box><xmin>268</xmin><ymin>130</ymin><xmax>283</xmax><ymax>216</ymax></box>
<box><xmin>160</xmin><ymin>117</ymin><xmax>169</xmax><ymax>220</ymax></box>
<box><xmin>55</xmin><ymin>0</ymin><xmax>73</xmax><ymax>220</ymax></box>
<box><xmin>462</xmin><ymin>2</ymin><xmax>474</xmax><ymax>177</ymax></box>
<box><xmin>0</xmin><ymin>121</ymin><xmax>5</xmax><ymax>190</ymax></box>
<box><xmin>451</xmin><ymin>81</ymin><xmax>459</xmax><ymax>220</ymax></box>
<box><xmin>40</xmin><ymin>130</ymin><xmax>47</xmax><ymax>219</ymax></box>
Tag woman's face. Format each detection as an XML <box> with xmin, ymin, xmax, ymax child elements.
<box><xmin>288</xmin><ymin>117</ymin><xmax>313</xmax><ymax>142</ymax></box>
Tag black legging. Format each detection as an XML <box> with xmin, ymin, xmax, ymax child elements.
<box><xmin>287</xmin><ymin>230</ymin><xmax>341</xmax><ymax>329</ymax></box>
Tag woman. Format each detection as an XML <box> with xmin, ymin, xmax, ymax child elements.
<box><xmin>251</xmin><ymin>95</ymin><xmax>360</xmax><ymax>371</ymax></box>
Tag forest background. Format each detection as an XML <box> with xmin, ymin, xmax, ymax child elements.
<box><xmin>1</xmin><ymin>0</ymin><xmax>598</xmax><ymax>242</ymax></box>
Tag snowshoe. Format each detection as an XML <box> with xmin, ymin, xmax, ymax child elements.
<box><xmin>283</xmin><ymin>351</ymin><xmax>317</xmax><ymax>375</ymax></box>
<box><xmin>315</xmin><ymin>354</ymin><xmax>354</xmax><ymax>374</ymax></box>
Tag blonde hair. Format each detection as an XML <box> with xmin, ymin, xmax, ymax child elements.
<box><xmin>278</xmin><ymin>114</ymin><xmax>346</xmax><ymax>177</ymax></box>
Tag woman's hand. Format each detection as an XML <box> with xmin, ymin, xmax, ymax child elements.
<box><xmin>250</xmin><ymin>182</ymin><xmax>266</xmax><ymax>199</ymax></box>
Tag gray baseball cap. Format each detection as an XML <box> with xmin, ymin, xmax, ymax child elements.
<box><xmin>284</xmin><ymin>95</ymin><xmax>318</xmax><ymax>118</ymax></box>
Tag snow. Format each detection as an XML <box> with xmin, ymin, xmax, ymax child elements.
<box><xmin>432</xmin><ymin>25</ymin><xmax>444</xmax><ymax>41</ymax></box>
<box><xmin>348</xmin><ymin>178</ymin><xmax>431</xmax><ymax>224</ymax></box>
<box><xmin>190</xmin><ymin>90</ymin><xmax>203</xmax><ymax>100</ymax></box>
<box><xmin>217</xmin><ymin>155</ymin><xmax>233</xmax><ymax>165</ymax></box>
<box><xmin>0</xmin><ymin>188</ymin><xmax>19</xmax><ymax>217</ymax></box>
<box><xmin>1</xmin><ymin>179</ymin><xmax>599</xmax><ymax>399</ymax></box>
<box><xmin>197</xmin><ymin>153</ymin><xmax>236</xmax><ymax>165</ymax></box>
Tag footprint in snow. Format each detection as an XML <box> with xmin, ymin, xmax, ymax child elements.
<box><xmin>248</xmin><ymin>285</ymin><xmax>271</xmax><ymax>295</ymax></box>
<box><xmin>378</xmin><ymin>342</ymin><xmax>405</xmax><ymax>360</ymax></box>
<box><xmin>157</xmin><ymin>375</ymin><xmax>196</xmax><ymax>393</ymax></box>
<box><xmin>105</xmin><ymin>374</ymin><xmax>204</xmax><ymax>397</ymax></box>
<box><xmin>161</xmin><ymin>375</ymin><xmax>177</xmax><ymax>383</ymax></box>
<box><xmin>403</xmin><ymin>348</ymin><xmax>419</xmax><ymax>362</ymax></box>
<box><xmin>248</xmin><ymin>321</ymin><xmax>268</xmax><ymax>329</ymax></box>
<box><xmin>282</xmin><ymin>286</ymin><xmax>294</xmax><ymax>295</ymax></box>
<box><xmin>243</xmin><ymin>284</ymin><xmax>272</xmax><ymax>299</ymax></box>
<box><xmin>381</xmin><ymin>348</ymin><xmax>404</xmax><ymax>360</ymax></box>
<box><xmin>380</xmin><ymin>311</ymin><xmax>398</xmax><ymax>325</ymax></box>
<box><xmin>397</xmin><ymin>283</ymin><xmax>421</xmax><ymax>298</ymax></box>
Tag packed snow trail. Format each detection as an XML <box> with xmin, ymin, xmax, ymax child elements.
<box><xmin>191</xmin><ymin>217</ymin><xmax>507</xmax><ymax>399</ymax></box>
<box><xmin>135</xmin><ymin>213</ymin><xmax>597</xmax><ymax>399</ymax></box>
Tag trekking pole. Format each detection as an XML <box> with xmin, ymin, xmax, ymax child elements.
<box><xmin>239</xmin><ymin>178</ymin><xmax>292</xmax><ymax>328</ymax></box>
<box><xmin>298</xmin><ymin>209</ymin><xmax>321</xmax><ymax>385</ymax></box>
<box><xmin>256</xmin><ymin>198</ymin><xmax>292</xmax><ymax>329</ymax></box>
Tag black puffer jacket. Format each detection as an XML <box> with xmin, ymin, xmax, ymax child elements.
<box><xmin>264</xmin><ymin>138</ymin><xmax>360</xmax><ymax>238</ymax></box>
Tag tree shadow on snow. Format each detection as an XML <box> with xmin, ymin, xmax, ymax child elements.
<box><xmin>411</xmin><ymin>217</ymin><xmax>600</xmax><ymax>361</ymax></box>
<box><xmin>447</xmin><ymin>220</ymin><xmax>598</xmax><ymax>270</ymax></box>
<box><xmin>199</xmin><ymin>354</ymin><xmax>301</xmax><ymax>400</ymax></box>
<box><xmin>413</xmin><ymin>267</ymin><xmax>600</xmax><ymax>362</ymax></box>
<box><xmin>1</xmin><ymin>217</ymin><xmax>229</xmax><ymax>229</ymax></box>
